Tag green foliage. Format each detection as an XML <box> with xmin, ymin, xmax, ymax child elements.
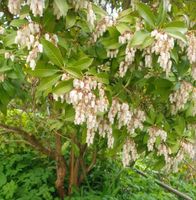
<box><xmin>0</xmin><ymin>152</ymin><xmax>57</xmax><ymax>200</ymax></box>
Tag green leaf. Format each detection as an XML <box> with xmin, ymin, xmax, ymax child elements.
<box><xmin>3</xmin><ymin>32</ymin><xmax>17</xmax><ymax>46</ymax></box>
<box><xmin>66</xmin><ymin>11</ymin><xmax>77</xmax><ymax>28</ymax></box>
<box><xmin>137</xmin><ymin>3</ymin><xmax>156</xmax><ymax>28</ymax></box>
<box><xmin>65</xmin><ymin>67</ymin><xmax>82</xmax><ymax>79</ymax></box>
<box><xmin>174</xmin><ymin>116</ymin><xmax>185</xmax><ymax>135</ymax></box>
<box><xmin>10</xmin><ymin>19</ymin><xmax>28</xmax><ymax>27</ymax></box>
<box><xmin>164</xmin><ymin>21</ymin><xmax>188</xmax><ymax>34</ymax></box>
<box><xmin>174</xmin><ymin>58</ymin><xmax>190</xmax><ymax>76</ymax></box>
<box><xmin>68</xmin><ymin>56</ymin><xmax>93</xmax><ymax>70</ymax></box>
<box><xmin>131</xmin><ymin>30</ymin><xmax>150</xmax><ymax>47</ymax></box>
<box><xmin>157</xmin><ymin>0</ymin><xmax>167</xmax><ymax>26</ymax></box>
<box><xmin>61</xmin><ymin>141</ymin><xmax>70</xmax><ymax>155</ymax></box>
<box><xmin>64</xmin><ymin>105</ymin><xmax>75</xmax><ymax>122</ymax></box>
<box><xmin>27</xmin><ymin>62</ymin><xmax>60</xmax><ymax>77</ymax></box>
<box><xmin>37</xmin><ymin>74</ymin><xmax>60</xmax><ymax>92</ymax></box>
<box><xmin>165</xmin><ymin>30</ymin><xmax>187</xmax><ymax>43</ymax></box>
<box><xmin>0</xmin><ymin>65</ymin><xmax>12</xmax><ymax>73</ymax></box>
<box><xmin>72</xmin><ymin>143</ymin><xmax>80</xmax><ymax>157</ymax></box>
<box><xmin>41</xmin><ymin>39</ymin><xmax>64</xmax><ymax>67</ymax></box>
<box><xmin>95</xmin><ymin>73</ymin><xmax>109</xmax><ymax>84</ymax></box>
<box><xmin>116</xmin><ymin>23</ymin><xmax>131</xmax><ymax>34</ymax></box>
<box><xmin>141</xmin><ymin>35</ymin><xmax>154</xmax><ymax>48</ymax></box>
<box><xmin>0</xmin><ymin>86</ymin><xmax>10</xmax><ymax>105</ymax></box>
<box><xmin>0</xmin><ymin>172</ymin><xmax>7</xmax><ymax>187</ymax></box>
<box><xmin>52</xmin><ymin>79</ymin><xmax>73</xmax><ymax>95</ymax></box>
<box><xmin>2</xmin><ymin>81</ymin><xmax>15</xmax><ymax>98</ymax></box>
<box><xmin>54</xmin><ymin>0</ymin><xmax>69</xmax><ymax>17</ymax></box>
<box><xmin>101</xmin><ymin>37</ymin><xmax>121</xmax><ymax>49</ymax></box>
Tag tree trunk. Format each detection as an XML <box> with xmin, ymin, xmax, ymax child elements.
<box><xmin>55</xmin><ymin>133</ymin><xmax>66</xmax><ymax>200</ymax></box>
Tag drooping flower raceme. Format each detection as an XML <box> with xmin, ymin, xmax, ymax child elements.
<box><xmin>92</xmin><ymin>16</ymin><xmax>114</xmax><ymax>42</ymax></box>
<box><xmin>27</xmin><ymin>0</ymin><xmax>45</xmax><ymax>17</ymax></box>
<box><xmin>122</xmin><ymin>139</ymin><xmax>138</xmax><ymax>167</ymax></box>
<box><xmin>169</xmin><ymin>81</ymin><xmax>193</xmax><ymax>114</ymax></box>
<box><xmin>151</xmin><ymin>30</ymin><xmax>174</xmax><ymax>76</ymax></box>
<box><xmin>0</xmin><ymin>27</ymin><xmax>5</xmax><ymax>35</ymax></box>
<box><xmin>65</xmin><ymin>77</ymin><xmax>109</xmax><ymax>146</ymax></box>
<box><xmin>15</xmin><ymin>23</ymin><xmax>43</xmax><ymax>70</ymax></box>
<box><xmin>147</xmin><ymin>127</ymin><xmax>167</xmax><ymax>151</ymax></box>
<box><xmin>87</xmin><ymin>2</ymin><xmax>96</xmax><ymax>28</ymax></box>
<box><xmin>8</xmin><ymin>0</ymin><xmax>21</xmax><ymax>15</ymax></box>
<box><xmin>187</xmin><ymin>32</ymin><xmax>196</xmax><ymax>80</ymax></box>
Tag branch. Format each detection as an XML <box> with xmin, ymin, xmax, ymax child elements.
<box><xmin>79</xmin><ymin>150</ymin><xmax>97</xmax><ymax>184</ymax></box>
<box><xmin>0</xmin><ymin>123</ymin><xmax>56</xmax><ymax>159</ymax></box>
<box><xmin>133</xmin><ymin>168</ymin><xmax>193</xmax><ymax>200</ymax></box>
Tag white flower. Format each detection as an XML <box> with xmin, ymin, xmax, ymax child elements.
<box><xmin>125</xmin><ymin>46</ymin><xmax>136</xmax><ymax>63</ymax></box>
<box><xmin>27</xmin><ymin>0</ymin><xmax>45</xmax><ymax>17</ymax></box>
<box><xmin>151</xmin><ymin>30</ymin><xmax>174</xmax><ymax>76</ymax></box>
<box><xmin>169</xmin><ymin>81</ymin><xmax>193</xmax><ymax>114</ymax></box>
<box><xmin>107</xmin><ymin>49</ymin><xmax>119</xmax><ymax>58</ymax></box>
<box><xmin>4</xmin><ymin>52</ymin><xmax>15</xmax><ymax>61</ymax></box>
<box><xmin>8</xmin><ymin>0</ymin><xmax>21</xmax><ymax>15</ymax></box>
<box><xmin>122</xmin><ymin>139</ymin><xmax>138</xmax><ymax>167</ymax></box>
<box><xmin>119</xmin><ymin>61</ymin><xmax>129</xmax><ymax>77</ymax></box>
<box><xmin>0</xmin><ymin>27</ymin><xmax>5</xmax><ymax>35</ymax></box>
<box><xmin>92</xmin><ymin>16</ymin><xmax>114</xmax><ymax>42</ymax></box>
<box><xmin>147</xmin><ymin>127</ymin><xmax>167</xmax><ymax>151</ymax></box>
<box><xmin>29</xmin><ymin>60</ymin><xmax>36</xmax><ymax>70</ymax></box>
<box><xmin>87</xmin><ymin>2</ymin><xmax>96</xmax><ymax>28</ymax></box>
<box><xmin>119</xmin><ymin>31</ymin><xmax>132</xmax><ymax>44</ymax></box>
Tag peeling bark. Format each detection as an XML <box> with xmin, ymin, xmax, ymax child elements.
<box><xmin>55</xmin><ymin>133</ymin><xmax>66</xmax><ymax>199</ymax></box>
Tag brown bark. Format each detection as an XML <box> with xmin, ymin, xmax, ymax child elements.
<box><xmin>68</xmin><ymin>145</ymin><xmax>75</xmax><ymax>195</ymax></box>
<box><xmin>55</xmin><ymin>133</ymin><xmax>67</xmax><ymax>199</ymax></box>
<box><xmin>0</xmin><ymin>123</ymin><xmax>55</xmax><ymax>159</ymax></box>
<box><xmin>79</xmin><ymin>150</ymin><xmax>97</xmax><ymax>184</ymax></box>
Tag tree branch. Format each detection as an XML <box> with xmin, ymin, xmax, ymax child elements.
<box><xmin>0</xmin><ymin>123</ymin><xmax>56</xmax><ymax>159</ymax></box>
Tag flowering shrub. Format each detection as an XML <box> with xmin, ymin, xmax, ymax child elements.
<box><xmin>0</xmin><ymin>0</ymin><xmax>195</xmax><ymax>198</ymax></box>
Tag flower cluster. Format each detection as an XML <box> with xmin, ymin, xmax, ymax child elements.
<box><xmin>127</xmin><ymin>109</ymin><xmax>146</xmax><ymax>134</ymax></box>
<box><xmin>97</xmin><ymin>118</ymin><xmax>114</xmax><ymax>148</ymax></box>
<box><xmin>92</xmin><ymin>16</ymin><xmax>114</xmax><ymax>42</ymax></box>
<box><xmin>119</xmin><ymin>61</ymin><xmax>129</xmax><ymax>77</ymax></box>
<box><xmin>118</xmin><ymin>46</ymin><xmax>136</xmax><ymax>77</ymax></box>
<box><xmin>8</xmin><ymin>0</ymin><xmax>21</xmax><ymax>15</ymax></box>
<box><xmin>119</xmin><ymin>31</ymin><xmax>133</xmax><ymax>44</ymax></box>
<box><xmin>169</xmin><ymin>81</ymin><xmax>193</xmax><ymax>114</ymax></box>
<box><xmin>27</xmin><ymin>0</ymin><xmax>45</xmax><ymax>17</ymax></box>
<box><xmin>108</xmin><ymin>100</ymin><xmax>145</xmax><ymax>134</ymax></box>
<box><xmin>0</xmin><ymin>27</ymin><xmax>5</xmax><ymax>35</ymax></box>
<box><xmin>44</xmin><ymin>33</ymin><xmax>58</xmax><ymax>46</ymax></box>
<box><xmin>143</xmin><ymin>48</ymin><xmax>152</xmax><ymax>68</ymax></box>
<box><xmin>87</xmin><ymin>2</ymin><xmax>96</xmax><ymax>28</ymax></box>
<box><xmin>151</xmin><ymin>30</ymin><xmax>174</xmax><ymax>76</ymax></box>
<box><xmin>107</xmin><ymin>49</ymin><xmax>119</xmax><ymax>58</ymax></box>
<box><xmin>191</xmin><ymin>89</ymin><xmax>196</xmax><ymax>116</ymax></box>
<box><xmin>187</xmin><ymin>32</ymin><xmax>196</xmax><ymax>64</ymax></box>
<box><xmin>187</xmin><ymin>33</ymin><xmax>196</xmax><ymax>80</ymax></box>
<box><xmin>165</xmin><ymin>0</ymin><xmax>172</xmax><ymax>12</ymax></box>
<box><xmin>15</xmin><ymin>22</ymin><xmax>43</xmax><ymax>70</ymax></box>
<box><xmin>0</xmin><ymin>74</ymin><xmax>5</xmax><ymax>82</ymax></box>
<box><xmin>122</xmin><ymin>139</ymin><xmax>138</xmax><ymax>167</ymax></box>
<box><xmin>65</xmin><ymin>77</ymin><xmax>109</xmax><ymax>146</ymax></box>
<box><xmin>147</xmin><ymin>127</ymin><xmax>167</xmax><ymax>151</ymax></box>
<box><xmin>157</xmin><ymin>144</ymin><xmax>171</xmax><ymax>166</ymax></box>
<box><xmin>72</xmin><ymin>0</ymin><xmax>88</xmax><ymax>11</ymax></box>
<box><xmin>15</xmin><ymin>23</ymin><xmax>40</xmax><ymax>49</ymax></box>
<box><xmin>172</xmin><ymin>141</ymin><xmax>195</xmax><ymax>172</ymax></box>
<box><xmin>4</xmin><ymin>52</ymin><xmax>15</xmax><ymax>61</ymax></box>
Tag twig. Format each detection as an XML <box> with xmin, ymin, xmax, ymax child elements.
<box><xmin>133</xmin><ymin>168</ymin><xmax>193</xmax><ymax>200</ymax></box>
